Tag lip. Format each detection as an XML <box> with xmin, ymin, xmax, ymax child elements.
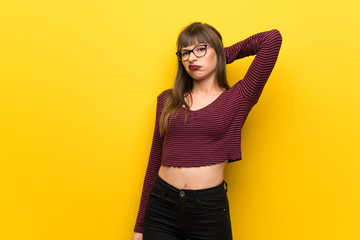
<box><xmin>189</xmin><ymin>65</ymin><xmax>202</xmax><ymax>70</ymax></box>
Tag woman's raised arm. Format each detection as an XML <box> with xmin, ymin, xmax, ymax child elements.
<box><xmin>224</xmin><ymin>29</ymin><xmax>283</xmax><ymax>104</ymax></box>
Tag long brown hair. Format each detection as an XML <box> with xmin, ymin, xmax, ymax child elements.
<box><xmin>159</xmin><ymin>22</ymin><xmax>230</xmax><ymax>138</ymax></box>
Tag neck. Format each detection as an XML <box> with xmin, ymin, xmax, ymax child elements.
<box><xmin>191</xmin><ymin>74</ymin><xmax>223</xmax><ymax>96</ymax></box>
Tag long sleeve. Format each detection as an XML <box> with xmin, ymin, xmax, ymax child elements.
<box><xmin>224</xmin><ymin>29</ymin><xmax>282</xmax><ymax>104</ymax></box>
<box><xmin>134</xmin><ymin>91</ymin><xmax>166</xmax><ymax>233</ymax></box>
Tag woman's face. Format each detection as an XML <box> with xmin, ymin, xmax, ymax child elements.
<box><xmin>181</xmin><ymin>41</ymin><xmax>217</xmax><ymax>82</ymax></box>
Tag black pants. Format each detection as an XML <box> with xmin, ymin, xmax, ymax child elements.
<box><xmin>143</xmin><ymin>176</ymin><xmax>232</xmax><ymax>240</ymax></box>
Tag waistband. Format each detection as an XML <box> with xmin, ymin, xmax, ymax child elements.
<box><xmin>153</xmin><ymin>175</ymin><xmax>228</xmax><ymax>199</ymax></box>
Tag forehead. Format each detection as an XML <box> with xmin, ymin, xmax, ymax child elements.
<box><xmin>179</xmin><ymin>33</ymin><xmax>209</xmax><ymax>50</ymax></box>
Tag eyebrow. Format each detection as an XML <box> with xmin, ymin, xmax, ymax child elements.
<box><xmin>181</xmin><ymin>43</ymin><xmax>208</xmax><ymax>51</ymax></box>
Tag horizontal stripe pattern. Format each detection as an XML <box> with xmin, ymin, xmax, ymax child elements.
<box><xmin>134</xmin><ymin>29</ymin><xmax>282</xmax><ymax>233</ymax></box>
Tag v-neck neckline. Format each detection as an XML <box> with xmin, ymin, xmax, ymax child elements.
<box><xmin>181</xmin><ymin>89</ymin><xmax>228</xmax><ymax>113</ymax></box>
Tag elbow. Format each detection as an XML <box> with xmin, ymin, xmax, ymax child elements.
<box><xmin>271</xmin><ymin>29</ymin><xmax>283</xmax><ymax>44</ymax></box>
<box><xmin>266</xmin><ymin>29</ymin><xmax>283</xmax><ymax>50</ymax></box>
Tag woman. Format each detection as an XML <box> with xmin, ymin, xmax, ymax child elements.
<box><xmin>132</xmin><ymin>22</ymin><xmax>282</xmax><ymax>240</ymax></box>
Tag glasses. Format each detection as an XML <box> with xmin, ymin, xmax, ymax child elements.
<box><xmin>176</xmin><ymin>44</ymin><xmax>211</xmax><ymax>62</ymax></box>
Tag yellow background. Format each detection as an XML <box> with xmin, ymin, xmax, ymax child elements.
<box><xmin>1</xmin><ymin>0</ymin><xmax>359</xmax><ymax>239</ymax></box>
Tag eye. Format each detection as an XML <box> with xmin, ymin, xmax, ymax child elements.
<box><xmin>196</xmin><ymin>46</ymin><xmax>206</xmax><ymax>52</ymax></box>
<box><xmin>181</xmin><ymin>51</ymin><xmax>189</xmax><ymax>56</ymax></box>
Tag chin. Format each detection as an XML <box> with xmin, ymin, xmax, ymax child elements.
<box><xmin>189</xmin><ymin>73</ymin><xmax>204</xmax><ymax>80</ymax></box>
<box><xmin>193</xmin><ymin>75</ymin><xmax>210</xmax><ymax>81</ymax></box>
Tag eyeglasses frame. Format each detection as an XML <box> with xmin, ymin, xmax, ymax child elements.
<box><xmin>176</xmin><ymin>44</ymin><xmax>212</xmax><ymax>62</ymax></box>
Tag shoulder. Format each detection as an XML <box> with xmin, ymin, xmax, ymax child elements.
<box><xmin>157</xmin><ymin>88</ymin><xmax>172</xmax><ymax>105</ymax></box>
<box><xmin>157</xmin><ymin>88</ymin><xmax>172</xmax><ymax>100</ymax></box>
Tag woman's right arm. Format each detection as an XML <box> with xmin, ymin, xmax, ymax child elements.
<box><xmin>133</xmin><ymin>90</ymin><xmax>166</xmax><ymax>235</ymax></box>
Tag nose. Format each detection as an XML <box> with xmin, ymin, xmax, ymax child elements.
<box><xmin>188</xmin><ymin>51</ymin><xmax>197</xmax><ymax>62</ymax></box>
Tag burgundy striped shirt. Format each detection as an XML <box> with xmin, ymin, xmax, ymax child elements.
<box><xmin>134</xmin><ymin>29</ymin><xmax>282</xmax><ymax>233</ymax></box>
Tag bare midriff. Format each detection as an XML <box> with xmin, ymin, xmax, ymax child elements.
<box><xmin>158</xmin><ymin>161</ymin><xmax>228</xmax><ymax>190</ymax></box>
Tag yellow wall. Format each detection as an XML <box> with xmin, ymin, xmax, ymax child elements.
<box><xmin>0</xmin><ymin>0</ymin><xmax>359</xmax><ymax>239</ymax></box>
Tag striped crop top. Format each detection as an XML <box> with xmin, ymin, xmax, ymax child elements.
<box><xmin>134</xmin><ymin>29</ymin><xmax>282</xmax><ymax>233</ymax></box>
